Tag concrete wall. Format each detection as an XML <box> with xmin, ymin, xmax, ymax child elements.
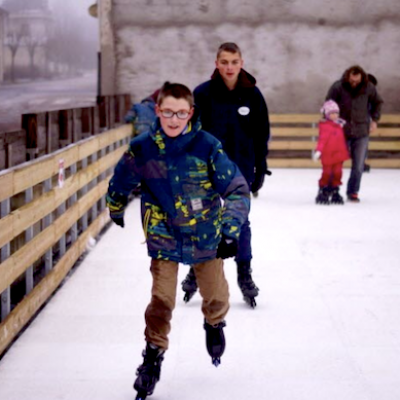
<box><xmin>0</xmin><ymin>9</ymin><xmax>7</xmax><ymax>82</ymax></box>
<box><xmin>100</xmin><ymin>0</ymin><xmax>400</xmax><ymax>112</ymax></box>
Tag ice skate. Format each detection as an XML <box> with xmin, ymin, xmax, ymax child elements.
<box><xmin>204</xmin><ymin>319</ymin><xmax>226</xmax><ymax>367</ymax></box>
<box><xmin>347</xmin><ymin>193</ymin><xmax>360</xmax><ymax>203</ymax></box>
<box><xmin>237</xmin><ymin>262</ymin><xmax>259</xmax><ymax>308</ymax></box>
<box><xmin>181</xmin><ymin>267</ymin><xmax>198</xmax><ymax>303</ymax></box>
<box><xmin>330</xmin><ymin>187</ymin><xmax>344</xmax><ymax>205</ymax></box>
<box><xmin>134</xmin><ymin>342</ymin><xmax>165</xmax><ymax>400</ymax></box>
<box><xmin>315</xmin><ymin>186</ymin><xmax>331</xmax><ymax>205</ymax></box>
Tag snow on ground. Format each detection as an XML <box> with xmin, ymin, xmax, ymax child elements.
<box><xmin>1</xmin><ymin>168</ymin><xmax>400</xmax><ymax>400</ymax></box>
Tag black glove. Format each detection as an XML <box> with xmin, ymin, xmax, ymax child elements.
<box><xmin>216</xmin><ymin>236</ymin><xmax>238</xmax><ymax>259</ymax></box>
<box><xmin>106</xmin><ymin>192</ymin><xmax>128</xmax><ymax>228</ymax></box>
<box><xmin>111</xmin><ymin>215</ymin><xmax>125</xmax><ymax>228</ymax></box>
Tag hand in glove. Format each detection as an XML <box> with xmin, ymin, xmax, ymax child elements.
<box><xmin>111</xmin><ymin>215</ymin><xmax>125</xmax><ymax>228</ymax></box>
<box><xmin>216</xmin><ymin>236</ymin><xmax>238</xmax><ymax>259</ymax></box>
<box><xmin>312</xmin><ymin>150</ymin><xmax>321</xmax><ymax>162</ymax></box>
<box><xmin>106</xmin><ymin>192</ymin><xmax>128</xmax><ymax>228</ymax></box>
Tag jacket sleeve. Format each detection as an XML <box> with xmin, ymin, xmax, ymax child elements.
<box><xmin>316</xmin><ymin>123</ymin><xmax>330</xmax><ymax>153</ymax></box>
<box><xmin>209</xmin><ymin>142</ymin><xmax>250</xmax><ymax>240</ymax></box>
<box><xmin>369</xmin><ymin>85</ymin><xmax>384</xmax><ymax>122</ymax></box>
<box><xmin>106</xmin><ymin>142</ymin><xmax>141</xmax><ymax>216</ymax></box>
<box><xmin>253</xmin><ymin>87</ymin><xmax>270</xmax><ymax>173</ymax></box>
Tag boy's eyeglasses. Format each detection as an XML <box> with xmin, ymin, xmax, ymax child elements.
<box><xmin>160</xmin><ymin>109</ymin><xmax>191</xmax><ymax>119</ymax></box>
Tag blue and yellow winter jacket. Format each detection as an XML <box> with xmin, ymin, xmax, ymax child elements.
<box><xmin>107</xmin><ymin>116</ymin><xmax>250</xmax><ymax>265</ymax></box>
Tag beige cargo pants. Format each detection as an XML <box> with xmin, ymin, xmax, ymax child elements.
<box><xmin>144</xmin><ymin>257</ymin><xmax>229</xmax><ymax>350</ymax></box>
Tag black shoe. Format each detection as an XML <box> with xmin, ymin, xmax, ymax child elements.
<box><xmin>347</xmin><ymin>193</ymin><xmax>360</xmax><ymax>203</ymax></box>
<box><xmin>330</xmin><ymin>187</ymin><xmax>344</xmax><ymax>205</ymax></box>
<box><xmin>181</xmin><ymin>267</ymin><xmax>198</xmax><ymax>303</ymax></box>
<box><xmin>204</xmin><ymin>320</ymin><xmax>226</xmax><ymax>367</ymax></box>
<box><xmin>316</xmin><ymin>186</ymin><xmax>331</xmax><ymax>205</ymax></box>
<box><xmin>134</xmin><ymin>343</ymin><xmax>165</xmax><ymax>398</ymax></box>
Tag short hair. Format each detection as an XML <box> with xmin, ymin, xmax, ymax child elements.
<box><xmin>157</xmin><ymin>82</ymin><xmax>194</xmax><ymax>108</ymax></box>
<box><xmin>216</xmin><ymin>42</ymin><xmax>242</xmax><ymax>58</ymax></box>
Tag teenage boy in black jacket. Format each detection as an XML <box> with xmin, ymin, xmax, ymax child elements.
<box><xmin>182</xmin><ymin>42</ymin><xmax>270</xmax><ymax>308</ymax></box>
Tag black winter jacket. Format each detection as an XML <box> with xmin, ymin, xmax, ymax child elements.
<box><xmin>326</xmin><ymin>78</ymin><xmax>383</xmax><ymax>139</ymax></box>
<box><xmin>194</xmin><ymin>69</ymin><xmax>270</xmax><ymax>185</ymax></box>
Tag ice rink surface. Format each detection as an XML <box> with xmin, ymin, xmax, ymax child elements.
<box><xmin>1</xmin><ymin>168</ymin><xmax>400</xmax><ymax>400</ymax></box>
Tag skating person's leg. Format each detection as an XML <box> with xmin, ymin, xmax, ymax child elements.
<box><xmin>194</xmin><ymin>258</ymin><xmax>229</xmax><ymax>325</ymax></box>
<box><xmin>194</xmin><ymin>258</ymin><xmax>229</xmax><ymax>366</ymax></box>
<box><xmin>145</xmin><ymin>259</ymin><xmax>179</xmax><ymax>349</ymax></box>
<box><xmin>316</xmin><ymin>164</ymin><xmax>333</xmax><ymax>204</ymax></box>
<box><xmin>347</xmin><ymin>136</ymin><xmax>369</xmax><ymax>200</ymax></box>
<box><xmin>135</xmin><ymin>259</ymin><xmax>178</xmax><ymax>398</ymax></box>
<box><xmin>330</xmin><ymin>163</ymin><xmax>344</xmax><ymax>204</ymax></box>
<box><xmin>234</xmin><ymin>219</ymin><xmax>259</xmax><ymax>306</ymax></box>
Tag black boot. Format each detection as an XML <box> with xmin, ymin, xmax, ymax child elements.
<box><xmin>237</xmin><ymin>262</ymin><xmax>259</xmax><ymax>308</ymax></box>
<box><xmin>204</xmin><ymin>319</ymin><xmax>226</xmax><ymax>367</ymax></box>
<box><xmin>134</xmin><ymin>342</ymin><xmax>165</xmax><ymax>399</ymax></box>
<box><xmin>330</xmin><ymin>187</ymin><xmax>344</xmax><ymax>205</ymax></box>
<box><xmin>181</xmin><ymin>267</ymin><xmax>198</xmax><ymax>303</ymax></box>
<box><xmin>315</xmin><ymin>186</ymin><xmax>331</xmax><ymax>205</ymax></box>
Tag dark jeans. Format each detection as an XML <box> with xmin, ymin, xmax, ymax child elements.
<box><xmin>347</xmin><ymin>136</ymin><xmax>369</xmax><ymax>195</ymax></box>
<box><xmin>235</xmin><ymin>218</ymin><xmax>252</xmax><ymax>264</ymax></box>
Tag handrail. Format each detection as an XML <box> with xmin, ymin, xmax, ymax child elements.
<box><xmin>0</xmin><ymin>124</ymin><xmax>132</xmax><ymax>356</ymax></box>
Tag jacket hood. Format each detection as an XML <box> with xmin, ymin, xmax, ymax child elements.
<box><xmin>211</xmin><ymin>68</ymin><xmax>256</xmax><ymax>89</ymax></box>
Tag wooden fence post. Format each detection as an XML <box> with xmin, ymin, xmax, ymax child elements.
<box><xmin>22</xmin><ymin>113</ymin><xmax>46</xmax><ymax>160</ymax></box>
<box><xmin>59</xmin><ymin>109</ymin><xmax>73</xmax><ymax>148</ymax></box>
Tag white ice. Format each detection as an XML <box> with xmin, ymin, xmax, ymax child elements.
<box><xmin>1</xmin><ymin>168</ymin><xmax>400</xmax><ymax>400</ymax></box>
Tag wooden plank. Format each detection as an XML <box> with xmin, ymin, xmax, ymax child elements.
<box><xmin>0</xmin><ymin>146</ymin><xmax>125</xmax><ymax>248</ymax></box>
<box><xmin>370</xmin><ymin>128</ymin><xmax>400</xmax><ymax>137</ymax></box>
<box><xmin>0</xmin><ymin>171</ymin><xmax>14</xmax><ymax>202</ymax></box>
<box><xmin>369</xmin><ymin>142</ymin><xmax>400</xmax><ymax>150</ymax></box>
<box><xmin>269</xmin><ymin>141</ymin><xmax>315</xmax><ymax>150</ymax></box>
<box><xmin>0</xmin><ymin>181</ymin><xmax>109</xmax><ymax>294</ymax></box>
<box><xmin>78</xmin><ymin>136</ymin><xmax>100</xmax><ymax>160</ymax></box>
<box><xmin>269</xmin><ymin>140</ymin><xmax>400</xmax><ymax>151</ymax></box>
<box><xmin>0</xmin><ymin>126</ymin><xmax>129</xmax><ymax>201</ymax></box>
<box><xmin>0</xmin><ymin>209</ymin><xmax>110</xmax><ymax>356</ymax></box>
<box><xmin>269</xmin><ymin>114</ymin><xmax>320</xmax><ymax>124</ymax></box>
<box><xmin>268</xmin><ymin>158</ymin><xmax>400</xmax><ymax>168</ymax></box>
<box><xmin>98</xmin><ymin>124</ymin><xmax>132</xmax><ymax>148</ymax></box>
<box><xmin>380</xmin><ymin>115</ymin><xmax>400</xmax><ymax>124</ymax></box>
<box><xmin>272</xmin><ymin>127</ymin><xmax>318</xmax><ymax>137</ymax></box>
<box><xmin>368</xmin><ymin>159</ymin><xmax>400</xmax><ymax>168</ymax></box>
<box><xmin>269</xmin><ymin>114</ymin><xmax>400</xmax><ymax>124</ymax></box>
<box><xmin>272</xmin><ymin>127</ymin><xmax>400</xmax><ymax>138</ymax></box>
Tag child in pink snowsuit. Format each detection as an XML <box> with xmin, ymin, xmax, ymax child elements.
<box><xmin>313</xmin><ymin>100</ymin><xmax>350</xmax><ymax>204</ymax></box>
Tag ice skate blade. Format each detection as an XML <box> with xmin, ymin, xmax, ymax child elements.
<box><xmin>212</xmin><ymin>357</ymin><xmax>221</xmax><ymax>367</ymax></box>
<box><xmin>135</xmin><ymin>390</ymin><xmax>148</xmax><ymax>400</ymax></box>
<box><xmin>244</xmin><ymin>296</ymin><xmax>257</xmax><ymax>308</ymax></box>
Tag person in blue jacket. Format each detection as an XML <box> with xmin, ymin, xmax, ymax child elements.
<box><xmin>106</xmin><ymin>82</ymin><xmax>250</xmax><ymax>399</ymax></box>
<box><xmin>182</xmin><ymin>42</ymin><xmax>270</xmax><ymax>308</ymax></box>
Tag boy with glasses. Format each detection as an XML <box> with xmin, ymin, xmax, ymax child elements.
<box><xmin>182</xmin><ymin>42</ymin><xmax>270</xmax><ymax>308</ymax></box>
<box><xmin>106</xmin><ymin>82</ymin><xmax>250</xmax><ymax>399</ymax></box>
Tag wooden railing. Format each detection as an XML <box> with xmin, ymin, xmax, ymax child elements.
<box><xmin>268</xmin><ymin>114</ymin><xmax>400</xmax><ymax>168</ymax></box>
<box><xmin>0</xmin><ymin>94</ymin><xmax>131</xmax><ymax>170</ymax></box>
<box><xmin>0</xmin><ymin>124</ymin><xmax>133</xmax><ymax>356</ymax></box>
